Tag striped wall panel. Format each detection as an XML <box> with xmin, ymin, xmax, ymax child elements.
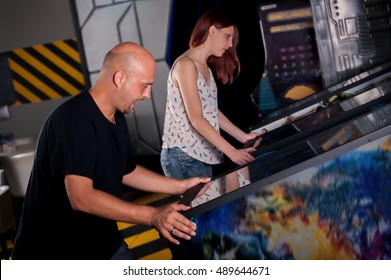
<box><xmin>6</xmin><ymin>38</ymin><xmax>85</xmax><ymax>105</ymax></box>
<box><xmin>119</xmin><ymin>188</ymin><xmax>181</xmax><ymax>260</ymax></box>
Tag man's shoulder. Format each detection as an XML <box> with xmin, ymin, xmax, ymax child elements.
<box><xmin>54</xmin><ymin>90</ymin><xmax>90</xmax><ymax>114</ymax></box>
<box><xmin>45</xmin><ymin>90</ymin><xmax>93</xmax><ymax>125</ymax></box>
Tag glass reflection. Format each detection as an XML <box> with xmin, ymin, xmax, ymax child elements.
<box><xmin>190</xmin><ymin>165</ymin><xmax>252</xmax><ymax>207</ymax></box>
<box><xmin>182</xmin><ymin>65</ymin><xmax>391</xmax><ymax>207</ymax></box>
<box><xmin>184</xmin><ymin>103</ymin><xmax>391</xmax><ymax>208</ymax></box>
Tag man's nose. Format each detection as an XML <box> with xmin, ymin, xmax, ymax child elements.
<box><xmin>142</xmin><ymin>89</ymin><xmax>151</xmax><ymax>99</ymax></box>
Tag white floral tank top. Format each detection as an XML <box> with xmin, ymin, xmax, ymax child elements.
<box><xmin>161</xmin><ymin>56</ymin><xmax>223</xmax><ymax>164</ymax></box>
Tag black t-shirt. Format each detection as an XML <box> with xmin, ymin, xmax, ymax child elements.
<box><xmin>12</xmin><ymin>90</ymin><xmax>136</xmax><ymax>259</ymax></box>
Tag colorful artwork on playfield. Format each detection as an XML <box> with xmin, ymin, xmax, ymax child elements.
<box><xmin>185</xmin><ymin>134</ymin><xmax>391</xmax><ymax>259</ymax></box>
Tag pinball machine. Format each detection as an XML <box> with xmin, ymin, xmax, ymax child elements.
<box><xmin>169</xmin><ymin>0</ymin><xmax>391</xmax><ymax>260</ymax></box>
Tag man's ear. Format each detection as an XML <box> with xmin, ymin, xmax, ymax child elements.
<box><xmin>113</xmin><ymin>71</ymin><xmax>125</xmax><ymax>87</ymax></box>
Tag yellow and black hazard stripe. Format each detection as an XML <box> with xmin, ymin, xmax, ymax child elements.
<box><xmin>119</xmin><ymin>187</ymin><xmax>181</xmax><ymax>260</ymax></box>
<box><xmin>7</xmin><ymin>38</ymin><xmax>85</xmax><ymax>105</ymax></box>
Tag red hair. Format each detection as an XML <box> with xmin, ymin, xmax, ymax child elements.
<box><xmin>189</xmin><ymin>11</ymin><xmax>241</xmax><ymax>85</ymax></box>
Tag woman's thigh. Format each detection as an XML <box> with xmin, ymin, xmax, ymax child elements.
<box><xmin>161</xmin><ymin>148</ymin><xmax>212</xmax><ymax>179</ymax></box>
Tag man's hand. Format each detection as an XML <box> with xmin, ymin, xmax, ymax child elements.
<box><xmin>151</xmin><ymin>204</ymin><xmax>196</xmax><ymax>245</ymax></box>
<box><xmin>176</xmin><ymin>176</ymin><xmax>211</xmax><ymax>195</ymax></box>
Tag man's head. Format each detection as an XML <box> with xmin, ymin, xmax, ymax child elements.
<box><xmin>91</xmin><ymin>42</ymin><xmax>156</xmax><ymax>115</ymax></box>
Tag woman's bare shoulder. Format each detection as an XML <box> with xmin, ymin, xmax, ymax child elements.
<box><xmin>175</xmin><ymin>55</ymin><xmax>196</xmax><ymax>69</ymax></box>
<box><xmin>172</xmin><ymin>55</ymin><xmax>197</xmax><ymax>77</ymax></box>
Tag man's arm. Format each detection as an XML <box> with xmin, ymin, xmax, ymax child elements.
<box><xmin>64</xmin><ymin>174</ymin><xmax>197</xmax><ymax>244</ymax></box>
<box><xmin>122</xmin><ymin>164</ymin><xmax>209</xmax><ymax>195</ymax></box>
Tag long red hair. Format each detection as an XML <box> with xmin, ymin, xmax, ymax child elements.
<box><xmin>189</xmin><ymin>11</ymin><xmax>240</xmax><ymax>85</ymax></box>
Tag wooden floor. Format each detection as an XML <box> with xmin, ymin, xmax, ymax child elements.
<box><xmin>0</xmin><ymin>155</ymin><xmax>179</xmax><ymax>260</ymax></box>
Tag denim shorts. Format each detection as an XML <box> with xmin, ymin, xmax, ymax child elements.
<box><xmin>160</xmin><ymin>147</ymin><xmax>213</xmax><ymax>179</ymax></box>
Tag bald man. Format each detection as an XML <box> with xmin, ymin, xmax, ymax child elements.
<box><xmin>12</xmin><ymin>42</ymin><xmax>209</xmax><ymax>260</ymax></box>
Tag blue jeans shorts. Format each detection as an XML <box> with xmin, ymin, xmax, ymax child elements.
<box><xmin>160</xmin><ymin>147</ymin><xmax>213</xmax><ymax>179</ymax></box>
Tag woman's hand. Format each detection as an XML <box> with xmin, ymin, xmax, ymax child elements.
<box><xmin>227</xmin><ymin>148</ymin><xmax>257</xmax><ymax>166</ymax></box>
<box><xmin>243</xmin><ymin>133</ymin><xmax>262</xmax><ymax>149</ymax></box>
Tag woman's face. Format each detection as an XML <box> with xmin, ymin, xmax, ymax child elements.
<box><xmin>210</xmin><ymin>25</ymin><xmax>234</xmax><ymax>57</ymax></box>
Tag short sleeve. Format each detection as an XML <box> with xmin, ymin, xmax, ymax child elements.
<box><xmin>49</xmin><ymin>114</ymin><xmax>97</xmax><ymax>179</ymax></box>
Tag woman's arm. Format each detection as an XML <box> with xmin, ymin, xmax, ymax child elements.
<box><xmin>218</xmin><ymin>109</ymin><xmax>260</xmax><ymax>143</ymax></box>
<box><xmin>173</xmin><ymin>58</ymin><xmax>258</xmax><ymax>165</ymax></box>
<box><xmin>174</xmin><ymin>59</ymin><xmax>237</xmax><ymax>155</ymax></box>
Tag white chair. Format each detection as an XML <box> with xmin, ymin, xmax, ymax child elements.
<box><xmin>0</xmin><ymin>150</ymin><xmax>35</xmax><ymax>198</ymax></box>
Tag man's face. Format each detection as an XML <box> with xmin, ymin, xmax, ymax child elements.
<box><xmin>119</xmin><ymin>61</ymin><xmax>156</xmax><ymax>114</ymax></box>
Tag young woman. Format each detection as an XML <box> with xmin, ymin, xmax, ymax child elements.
<box><xmin>161</xmin><ymin>11</ymin><xmax>261</xmax><ymax>191</ymax></box>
